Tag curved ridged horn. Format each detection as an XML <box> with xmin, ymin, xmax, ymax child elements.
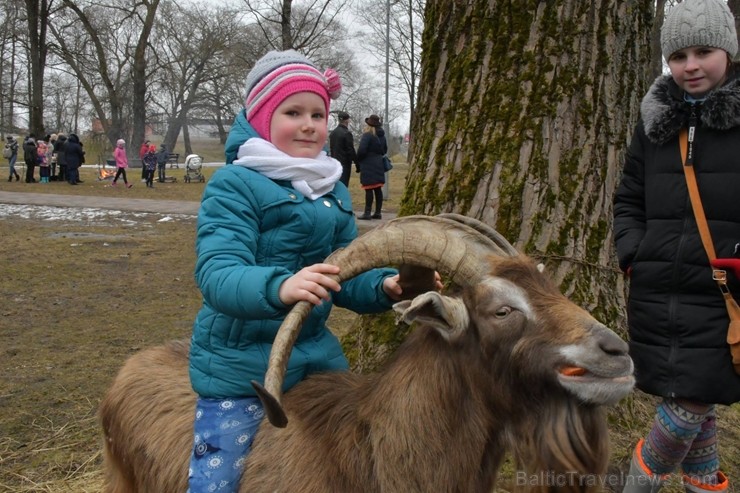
<box><xmin>252</xmin><ymin>214</ymin><xmax>517</xmax><ymax>427</ymax></box>
<box><xmin>437</xmin><ymin>213</ymin><xmax>519</xmax><ymax>256</ymax></box>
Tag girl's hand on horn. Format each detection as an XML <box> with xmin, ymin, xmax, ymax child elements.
<box><xmin>279</xmin><ymin>264</ymin><xmax>342</xmax><ymax>306</ymax></box>
<box><xmin>383</xmin><ymin>271</ymin><xmax>443</xmax><ymax>301</ymax></box>
<box><xmin>383</xmin><ymin>274</ymin><xmax>403</xmax><ymax>301</ymax></box>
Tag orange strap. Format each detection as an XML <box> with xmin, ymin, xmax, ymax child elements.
<box><xmin>679</xmin><ymin>128</ymin><xmax>730</xmax><ymax>290</ymax></box>
<box><xmin>679</xmin><ymin>128</ymin><xmax>717</xmax><ymax>260</ymax></box>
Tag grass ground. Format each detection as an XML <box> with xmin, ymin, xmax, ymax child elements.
<box><xmin>1</xmin><ymin>161</ymin><xmax>739</xmax><ymax>492</ymax></box>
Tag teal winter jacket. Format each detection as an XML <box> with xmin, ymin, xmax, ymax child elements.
<box><xmin>224</xmin><ymin>110</ymin><xmax>257</xmax><ymax>164</ymax></box>
<box><xmin>190</xmin><ymin>122</ymin><xmax>396</xmax><ymax>399</ymax></box>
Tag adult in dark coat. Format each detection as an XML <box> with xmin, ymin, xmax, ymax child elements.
<box><xmin>155</xmin><ymin>144</ymin><xmax>169</xmax><ymax>183</ymax></box>
<box><xmin>329</xmin><ymin>111</ymin><xmax>357</xmax><ymax>187</ymax></box>
<box><xmin>63</xmin><ymin>133</ymin><xmax>85</xmax><ymax>185</ymax></box>
<box><xmin>355</xmin><ymin>114</ymin><xmax>387</xmax><ymax>220</ymax></box>
<box><xmin>54</xmin><ymin>134</ymin><xmax>68</xmax><ymax>182</ymax></box>
<box><xmin>614</xmin><ymin>0</ymin><xmax>740</xmax><ymax>487</ymax></box>
<box><xmin>6</xmin><ymin>136</ymin><xmax>20</xmax><ymax>181</ymax></box>
<box><xmin>23</xmin><ymin>135</ymin><xmax>38</xmax><ymax>183</ymax></box>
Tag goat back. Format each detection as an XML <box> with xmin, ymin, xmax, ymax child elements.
<box><xmin>100</xmin><ymin>339</ymin><xmax>194</xmax><ymax>493</ymax></box>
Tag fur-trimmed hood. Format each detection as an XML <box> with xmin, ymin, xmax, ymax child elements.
<box><xmin>640</xmin><ymin>63</ymin><xmax>740</xmax><ymax>144</ymax></box>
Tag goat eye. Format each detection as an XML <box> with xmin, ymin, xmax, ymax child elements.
<box><xmin>494</xmin><ymin>306</ymin><xmax>512</xmax><ymax>318</ymax></box>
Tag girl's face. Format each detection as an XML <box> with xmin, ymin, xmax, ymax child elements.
<box><xmin>668</xmin><ymin>46</ymin><xmax>729</xmax><ymax>98</ymax></box>
<box><xmin>270</xmin><ymin>92</ymin><xmax>327</xmax><ymax>158</ymax></box>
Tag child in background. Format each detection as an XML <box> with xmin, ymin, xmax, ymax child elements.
<box><xmin>111</xmin><ymin>139</ymin><xmax>132</xmax><ymax>188</ymax></box>
<box><xmin>139</xmin><ymin>139</ymin><xmax>150</xmax><ymax>182</ymax></box>
<box><xmin>187</xmin><ymin>50</ymin><xmax>409</xmax><ymax>493</ymax></box>
<box><xmin>142</xmin><ymin>144</ymin><xmax>157</xmax><ymax>188</ymax></box>
<box><xmin>36</xmin><ymin>138</ymin><xmax>49</xmax><ymax>183</ymax></box>
<box><xmin>614</xmin><ymin>0</ymin><xmax>740</xmax><ymax>491</ymax></box>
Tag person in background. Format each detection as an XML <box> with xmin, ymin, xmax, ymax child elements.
<box><xmin>142</xmin><ymin>144</ymin><xmax>158</xmax><ymax>188</ymax></box>
<box><xmin>54</xmin><ymin>133</ymin><xmax>68</xmax><ymax>182</ymax></box>
<box><xmin>155</xmin><ymin>143</ymin><xmax>168</xmax><ymax>183</ymax></box>
<box><xmin>139</xmin><ymin>139</ymin><xmax>150</xmax><ymax>182</ymax></box>
<box><xmin>355</xmin><ymin>114</ymin><xmax>387</xmax><ymax>220</ymax></box>
<box><xmin>64</xmin><ymin>133</ymin><xmax>85</xmax><ymax>185</ymax></box>
<box><xmin>329</xmin><ymin>111</ymin><xmax>357</xmax><ymax>187</ymax></box>
<box><xmin>37</xmin><ymin>137</ymin><xmax>49</xmax><ymax>183</ymax></box>
<box><xmin>111</xmin><ymin>139</ymin><xmax>133</xmax><ymax>188</ymax></box>
<box><xmin>48</xmin><ymin>134</ymin><xmax>58</xmax><ymax>179</ymax></box>
<box><xmin>23</xmin><ymin>134</ymin><xmax>38</xmax><ymax>183</ymax></box>
<box><xmin>614</xmin><ymin>1</ymin><xmax>740</xmax><ymax>491</ymax></box>
<box><xmin>186</xmin><ymin>49</ymin><xmax>419</xmax><ymax>493</ymax></box>
<box><xmin>5</xmin><ymin>136</ymin><xmax>20</xmax><ymax>182</ymax></box>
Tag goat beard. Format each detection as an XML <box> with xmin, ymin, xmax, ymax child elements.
<box><xmin>507</xmin><ymin>396</ymin><xmax>609</xmax><ymax>493</ymax></box>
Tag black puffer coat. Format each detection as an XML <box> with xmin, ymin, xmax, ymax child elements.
<box><xmin>614</xmin><ymin>65</ymin><xmax>740</xmax><ymax>405</ymax></box>
<box><xmin>64</xmin><ymin>134</ymin><xmax>85</xmax><ymax>170</ymax></box>
<box><xmin>23</xmin><ymin>137</ymin><xmax>37</xmax><ymax>165</ymax></box>
<box><xmin>357</xmin><ymin>127</ymin><xmax>387</xmax><ymax>186</ymax></box>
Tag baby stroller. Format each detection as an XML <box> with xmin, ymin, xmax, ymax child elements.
<box><xmin>183</xmin><ymin>154</ymin><xmax>205</xmax><ymax>183</ymax></box>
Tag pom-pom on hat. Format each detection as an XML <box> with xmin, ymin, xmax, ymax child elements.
<box><xmin>661</xmin><ymin>0</ymin><xmax>738</xmax><ymax>60</ymax></box>
<box><xmin>245</xmin><ymin>49</ymin><xmax>342</xmax><ymax>141</ymax></box>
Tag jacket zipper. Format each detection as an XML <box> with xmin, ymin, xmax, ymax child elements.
<box><xmin>667</xmin><ymin>106</ymin><xmax>699</xmax><ymax>397</ymax></box>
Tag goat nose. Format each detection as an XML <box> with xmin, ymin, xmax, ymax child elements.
<box><xmin>593</xmin><ymin>324</ymin><xmax>628</xmax><ymax>356</ymax></box>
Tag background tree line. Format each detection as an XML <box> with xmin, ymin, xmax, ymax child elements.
<box><xmin>0</xmin><ymin>0</ymin><xmax>422</xmax><ymax>158</ymax></box>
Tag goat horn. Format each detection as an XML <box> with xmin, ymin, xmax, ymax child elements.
<box><xmin>252</xmin><ymin>214</ymin><xmax>516</xmax><ymax>427</ymax></box>
<box><xmin>436</xmin><ymin>213</ymin><xmax>519</xmax><ymax>256</ymax></box>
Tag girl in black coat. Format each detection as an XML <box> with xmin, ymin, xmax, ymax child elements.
<box><xmin>355</xmin><ymin>114</ymin><xmax>387</xmax><ymax>220</ymax></box>
<box><xmin>614</xmin><ymin>1</ymin><xmax>740</xmax><ymax>490</ymax></box>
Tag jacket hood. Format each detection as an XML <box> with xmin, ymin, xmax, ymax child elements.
<box><xmin>641</xmin><ymin>62</ymin><xmax>740</xmax><ymax>144</ymax></box>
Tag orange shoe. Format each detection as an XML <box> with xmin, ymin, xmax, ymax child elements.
<box><xmin>683</xmin><ymin>471</ymin><xmax>729</xmax><ymax>493</ymax></box>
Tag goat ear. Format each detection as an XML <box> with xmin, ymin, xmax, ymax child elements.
<box><xmin>393</xmin><ymin>292</ymin><xmax>469</xmax><ymax>341</ymax></box>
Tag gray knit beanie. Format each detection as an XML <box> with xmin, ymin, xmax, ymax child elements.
<box><xmin>244</xmin><ymin>50</ymin><xmax>315</xmax><ymax>101</ymax></box>
<box><xmin>661</xmin><ymin>0</ymin><xmax>738</xmax><ymax>60</ymax></box>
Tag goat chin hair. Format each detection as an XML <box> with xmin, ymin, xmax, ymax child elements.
<box><xmin>508</xmin><ymin>395</ymin><xmax>609</xmax><ymax>493</ymax></box>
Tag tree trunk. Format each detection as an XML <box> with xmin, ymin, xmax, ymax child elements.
<box><xmin>729</xmin><ymin>0</ymin><xmax>740</xmax><ymax>49</ymax></box>
<box><xmin>402</xmin><ymin>0</ymin><xmax>653</xmax><ymax>326</ymax></box>
<box><xmin>24</xmin><ymin>0</ymin><xmax>50</xmax><ymax>137</ymax></box>
<box><xmin>183</xmin><ymin>121</ymin><xmax>192</xmax><ymax>155</ymax></box>
<box><xmin>281</xmin><ymin>0</ymin><xmax>293</xmax><ymax>49</ymax></box>
<box><xmin>131</xmin><ymin>0</ymin><xmax>160</xmax><ymax>159</ymax></box>
<box><xmin>651</xmin><ymin>0</ymin><xmax>668</xmax><ymax>79</ymax></box>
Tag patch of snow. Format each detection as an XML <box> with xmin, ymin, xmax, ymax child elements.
<box><xmin>0</xmin><ymin>204</ymin><xmax>195</xmax><ymax>225</ymax></box>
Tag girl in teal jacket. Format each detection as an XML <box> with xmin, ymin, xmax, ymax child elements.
<box><xmin>187</xmin><ymin>50</ymin><xmax>402</xmax><ymax>493</ymax></box>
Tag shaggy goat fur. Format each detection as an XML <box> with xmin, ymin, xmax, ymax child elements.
<box><xmin>101</xmin><ymin>256</ymin><xmax>628</xmax><ymax>493</ymax></box>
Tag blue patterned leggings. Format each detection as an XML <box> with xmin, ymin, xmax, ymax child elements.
<box><xmin>642</xmin><ymin>398</ymin><xmax>718</xmax><ymax>482</ymax></box>
<box><xmin>187</xmin><ymin>396</ymin><xmax>265</xmax><ymax>493</ymax></box>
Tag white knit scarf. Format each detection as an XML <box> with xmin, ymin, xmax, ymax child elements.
<box><xmin>233</xmin><ymin>138</ymin><xmax>342</xmax><ymax>200</ymax></box>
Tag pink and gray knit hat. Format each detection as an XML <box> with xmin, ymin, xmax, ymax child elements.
<box><xmin>245</xmin><ymin>49</ymin><xmax>342</xmax><ymax>141</ymax></box>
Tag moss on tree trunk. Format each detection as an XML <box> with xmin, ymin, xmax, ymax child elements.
<box><xmin>345</xmin><ymin>1</ymin><xmax>653</xmax><ymax>368</ymax></box>
<box><xmin>399</xmin><ymin>0</ymin><xmax>652</xmax><ymax>326</ymax></box>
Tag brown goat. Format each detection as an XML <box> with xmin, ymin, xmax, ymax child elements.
<box><xmin>100</xmin><ymin>214</ymin><xmax>634</xmax><ymax>493</ymax></box>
